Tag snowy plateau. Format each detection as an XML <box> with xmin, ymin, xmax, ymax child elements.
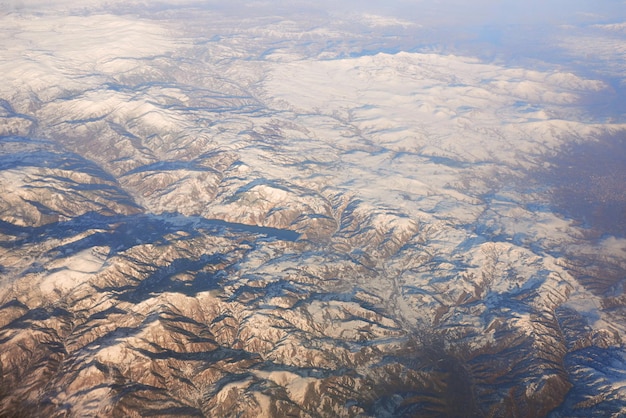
<box><xmin>0</xmin><ymin>1</ymin><xmax>625</xmax><ymax>417</ymax></box>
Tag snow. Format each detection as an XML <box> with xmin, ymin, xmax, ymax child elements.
<box><xmin>596</xmin><ymin>236</ymin><xmax>626</xmax><ymax>259</ymax></box>
<box><xmin>0</xmin><ymin>3</ymin><xmax>625</xmax><ymax>415</ymax></box>
<box><xmin>357</xmin><ymin>13</ymin><xmax>417</xmax><ymax>28</ymax></box>
<box><xmin>562</xmin><ymin>274</ymin><xmax>626</xmax><ymax>336</ymax></box>
<box><xmin>0</xmin><ymin>12</ymin><xmax>175</xmax><ymax>107</ymax></box>
<box><xmin>215</xmin><ymin>378</ymin><xmax>253</xmax><ymax>404</ymax></box>
<box><xmin>253</xmin><ymin>370</ymin><xmax>317</xmax><ymax>404</ymax></box>
<box><xmin>40</xmin><ymin>247</ymin><xmax>108</xmax><ymax>294</ymax></box>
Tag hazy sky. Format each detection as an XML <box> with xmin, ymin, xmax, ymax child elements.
<box><xmin>5</xmin><ymin>0</ymin><xmax>626</xmax><ymax>22</ymax></box>
<box><xmin>234</xmin><ymin>0</ymin><xmax>626</xmax><ymax>24</ymax></box>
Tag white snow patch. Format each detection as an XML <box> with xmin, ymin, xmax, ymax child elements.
<box><xmin>358</xmin><ymin>13</ymin><xmax>417</xmax><ymax>28</ymax></box>
<box><xmin>40</xmin><ymin>247</ymin><xmax>108</xmax><ymax>293</ymax></box>
<box><xmin>254</xmin><ymin>370</ymin><xmax>317</xmax><ymax>404</ymax></box>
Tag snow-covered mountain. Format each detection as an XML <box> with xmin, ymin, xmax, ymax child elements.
<box><xmin>1</xmin><ymin>2</ymin><xmax>625</xmax><ymax>417</ymax></box>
